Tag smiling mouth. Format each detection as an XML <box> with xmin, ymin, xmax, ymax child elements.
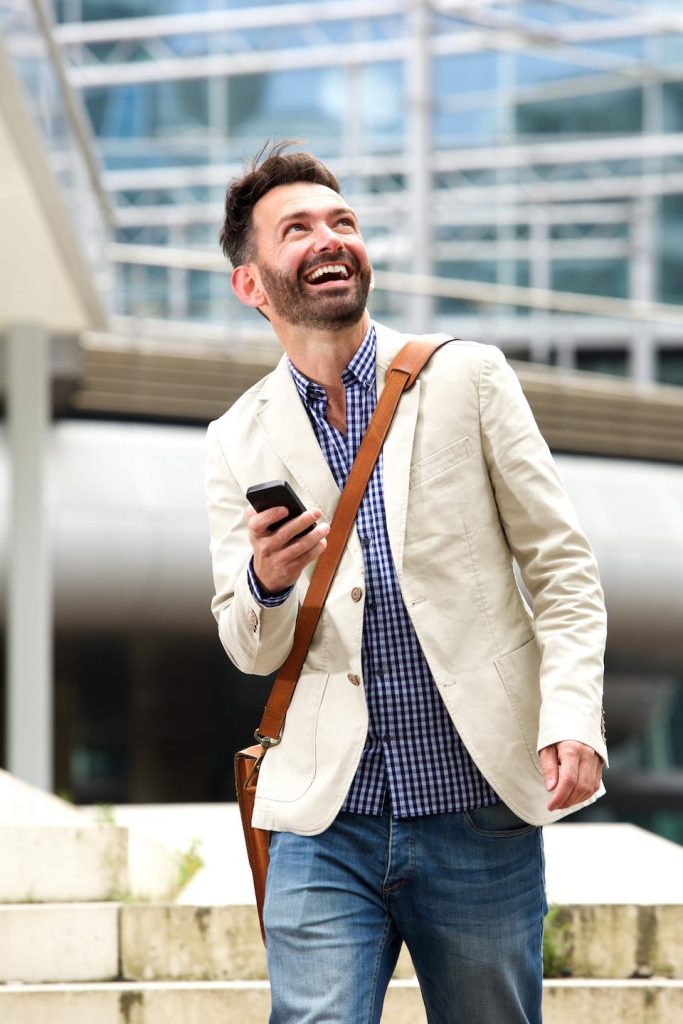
<box><xmin>303</xmin><ymin>263</ymin><xmax>352</xmax><ymax>286</ymax></box>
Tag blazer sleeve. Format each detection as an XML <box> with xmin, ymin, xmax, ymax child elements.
<box><xmin>205</xmin><ymin>421</ymin><xmax>298</xmax><ymax>676</ymax></box>
<box><xmin>478</xmin><ymin>347</ymin><xmax>608</xmax><ymax>764</ymax></box>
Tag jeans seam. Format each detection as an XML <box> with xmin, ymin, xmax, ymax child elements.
<box><xmin>366</xmin><ymin>915</ymin><xmax>393</xmax><ymax>1024</ymax></box>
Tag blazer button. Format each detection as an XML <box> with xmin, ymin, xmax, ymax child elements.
<box><xmin>347</xmin><ymin>673</ymin><xmax>361</xmax><ymax>686</ymax></box>
<box><xmin>351</xmin><ymin>587</ymin><xmax>363</xmax><ymax>602</ymax></box>
<box><xmin>248</xmin><ymin>609</ymin><xmax>259</xmax><ymax>633</ymax></box>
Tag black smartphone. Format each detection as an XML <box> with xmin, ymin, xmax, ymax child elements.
<box><xmin>246</xmin><ymin>480</ymin><xmax>315</xmax><ymax>535</ymax></box>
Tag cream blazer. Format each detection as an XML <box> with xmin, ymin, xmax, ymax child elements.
<box><xmin>206</xmin><ymin>322</ymin><xmax>607</xmax><ymax>833</ymax></box>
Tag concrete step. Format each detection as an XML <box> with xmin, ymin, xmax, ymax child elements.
<box><xmin>0</xmin><ymin>904</ymin><xmax>119</xmax><ymax>984</ymax></box>
<box><xmin>1</xmin><ymin>979</ymin><xmax>683</xmax><ymax>1024</ymax></box>
<box><xmin>544</xmin><ymin>903</ymin><xmax>683</xmax><ymax>980</ymax></box>
<box><xmin>5</xmin><ymin>897</ymin><xmax>683</xmax><ymax>985</ymax></box>
<box><xmin>119</xmin><ymin>901</ymin><xmax>683</xmax><ymax>982</ymax></box>
<box><xmin>0</xmin><ymin>826</ymin><xmax>180</xmax><ymax>903</ymax></box>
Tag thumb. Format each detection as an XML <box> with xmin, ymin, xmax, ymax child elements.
<box><xmin>539</xmin><ymin>745</ymin><xmax>559</xmax><ymax>792</ymax></box>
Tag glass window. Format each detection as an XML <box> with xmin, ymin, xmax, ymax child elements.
<box><xmin>85</xmin><ymin>80</ymin><xmax>209</xmax><ymax>139</ymax></box>
<box><xmin>434</xmin><ymin>52</ymin><xmax>498</xmax><ymax>97</ymax></box>
<box><xmin>516</xmin><ymin>88</ymin><xmax>643</xmax><ymax>136</ymax></box>
<box><xmin>575</xmin><ymin>348</ymin><xmax>629</xmax><ymax>377</ymax></box>
<box><xmin>435</xmin><ymin>260</ymin><xmax>497</xmax><ymax>315</ymax></box>
<box><xmin>659</xmin><ymin>195</ymin><xmax>683</xmax><ymax>305</ymax></box>
<box><xmin>551</xmin><ymin>259</ymin><xmax>628</xmax><ymax>299</ymax></box>
<box><xmin>663</xmin><ymin>82</ymin><xmax>683</xmax><ymax>132</ymax></box>
<box><xmin>515</xmin><ymin>54</ymin><xmax>592</xmax><ymax>87</ymax></box>
<box><xmin>433</xmin><ymin>108</ymin><xmax>499</xmax><ymax>147</ymax></box>
<box><xmin>358</xmin><ymin>62</ymin><xmax>405</xmax><ymax>155</ymax></box>
<box><xmin>227</xmin><ymin>68</ymin><xmax>345</xmax><ymax>156</ymax></box>
<box><xmin>657</xmin><ymin>348</ymin><xmax>683</xmax><ymax>387</ymax></box>
<box><xmin>433</xmin><ymin>52</ymin><xmax>498</xmax><ymax>147</ymax></box>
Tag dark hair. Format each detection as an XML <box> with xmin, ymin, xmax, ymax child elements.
<box><xmin>219</xmin><ymin>141</ymin><xmax>341</xmax><ymax>268</ymax></box>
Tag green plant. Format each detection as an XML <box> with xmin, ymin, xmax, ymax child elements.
<box><xmin>543</xmin><ymin>905</ymin><xmax>574</xmax><ymax>978</ymax></box>
<box><xmin>174</xmin><ymin>837</ymin><xmax>205</xmax><ymax>896</ymax></box>
<box><xmin>95</xmin><ymin>804</ymin><xmax>117</xmax><ymax>825</ymax></box>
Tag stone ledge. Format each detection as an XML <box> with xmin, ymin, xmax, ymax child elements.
<box><xmin>120</xmin><ymin>903</ymin><xmax>416</xmax><ymax>982</ymax></box>
<box><xmin>0</xmin><ymin>827</ymin><xmax>179</xmax><ymax>903</ymax></box>
<box><xmin>0</xmin><ymin>904</ymin><xmax>118</xmax><ymax>984</ymax></box>
<box><xmin>1</xmin><ymin>979</ymin><xmax>683</xmax><ymax>1024</ymax></box>
<box><xmin>545</xmin><ymin>904</ymin><xmax>683</xmax><ymax>979</ymax></box>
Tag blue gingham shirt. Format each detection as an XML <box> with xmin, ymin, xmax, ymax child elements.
<box><xmin>249</xmin><ymin>324</ymin><xmax>498</xmax><ymax>818</ymax></box>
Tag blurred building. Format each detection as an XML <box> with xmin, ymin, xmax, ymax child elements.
<box><xmin>1</xmin><ymin>0</ymin><xmax>683</xmax><ymax>839</ymax></box>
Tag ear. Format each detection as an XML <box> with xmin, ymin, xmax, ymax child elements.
<box><xmin>231</xmin><ymin>264</ymin><xmax>267</xmax><ymax>310</ymax></box>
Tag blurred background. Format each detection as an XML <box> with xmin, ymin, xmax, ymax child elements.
<box><xmin>1</xmin><ymin>0</ymin><xmax>682</xmax><ymax>842</ymax></box>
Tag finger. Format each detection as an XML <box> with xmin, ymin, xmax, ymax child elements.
<box><xmin>248</xmin><ymin>505</ymin><xmax>291</xmax><ymax>537</ymax></box>
<box><xmin>546</xmin><ymin>751</ymin><xmax>580</xmax><ymax>811</ymax></box>
<box><xmin>280</xmin><ymin>519</ymin><xmax>330</xmax><ymax>556</ymax></box>
<box><xmin>574</xmin><ymin>751</ymin><xmax>602</xmax><ymax>803</ymax></box>
<box><xmin>274</xmin><ymin>509</ymin><xmax>325</xmax><ymax>546</ymax></box>
<box><xmin>539</xmin><ymin>745</ymin><xmax>559</xmax><ymax>793</ymax></box>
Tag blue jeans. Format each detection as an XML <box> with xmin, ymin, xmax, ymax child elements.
<box><xmin>264</xmin><ymin>803</ymin><xmax>547</xmax><ymax>1024</ymax></box>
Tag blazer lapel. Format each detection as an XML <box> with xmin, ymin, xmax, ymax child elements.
<box><xmin>256</xmin><ymin>355</ymin><xmax>339</xmax><ymax>518</ymax></box>
<box><xmin>255</xmin><ymin>355</ymin><xmax>364</xmax><ymax>568</ymax></box>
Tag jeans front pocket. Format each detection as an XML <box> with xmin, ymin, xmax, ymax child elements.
<box><xmin>464</xmin><ymin>801</ymin><xmax>537</xmax><ymax>838</ymax></box>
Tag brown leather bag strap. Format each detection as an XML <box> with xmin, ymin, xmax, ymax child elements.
<box><xmin>255</xmin><ymin>337</ymin><xmax>455</xmax><ymax>746</ymax></box>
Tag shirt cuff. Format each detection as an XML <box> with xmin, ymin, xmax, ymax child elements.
<box><xmin>247</xmin><ymin>558</ymin><xmax>294</xmax><ymax>608</ymax></box>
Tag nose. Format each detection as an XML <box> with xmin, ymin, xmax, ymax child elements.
<box><xmin>312</xmin><ymin>221</ymin><xmax>344</xmax><ymax>253</ymax></box>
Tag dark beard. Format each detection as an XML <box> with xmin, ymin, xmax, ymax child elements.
<box><xmin>258</xmin><ymin>254</ymin><xmax>372</xmax><ymax>331</ymax></box>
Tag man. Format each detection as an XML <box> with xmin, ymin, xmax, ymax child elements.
<box><xmin>206</xmin><ymin>144</ymin><xmax>607</xmax><ymax>1024</ymax></box>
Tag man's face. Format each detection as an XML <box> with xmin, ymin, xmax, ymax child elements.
<box><xmin>247</xmin><ymin>182</ymin><xmax>373</xmax><ymax>330</ymax></box>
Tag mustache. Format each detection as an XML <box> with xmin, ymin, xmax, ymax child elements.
<box><xmin>298</xmin><ymin>251</ymin><xmax>361</xmax><ymax>280</ymax></box>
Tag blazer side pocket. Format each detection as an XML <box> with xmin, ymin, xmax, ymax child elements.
<box><xmin>494</xmin><ymin>638</ymin><xmax>543</xmax><ymax>776</ymax></box>
<box><xmin>256</xmin><ymin>672</ymin><xmax>329</xmax><ymax>802</ymax></box>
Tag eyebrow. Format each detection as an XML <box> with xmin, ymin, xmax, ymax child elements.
<box><xmin>275</xmin><ymin>207</ymin><xmax>357</xmax><ymax>231</ymax></box>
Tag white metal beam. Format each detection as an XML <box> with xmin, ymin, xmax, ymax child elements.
<box><xmin>433</xmin><ymin>170</ymin><xmax>683</xmax><ymax>204</ymax></box>
<box><xmin>97</xmin><ymin>134</ymin><xmax>683</xmax><ymax>194</ymax></box>
<box><xmin>106</xmin><ymin>241</ymin><xmax>683</xmax><ymax>325</ymax></box>
<box><xmin>53</xmin><ymin>0</ymin><xmax>407</xmax><ymax>45</ymax></box>
<box><xmin>65</xmin><ymin>36</ymin><xmax>408</xmax><ymax>88</ymax></box>
<box><xmin>110</xmin><ymin>198</ymin><xmax>632</xmax><ymax>229</ymax></box>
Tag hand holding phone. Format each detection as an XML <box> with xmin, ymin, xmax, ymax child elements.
<box><xmin>246</xmin><ymin>480</ymin><xmax>329</xmax><ymax>595</ymax></box>
<box><xmin>246</xmin><ymin>480</ymin><xmax>315</xmax><ymax>536</ymax></box>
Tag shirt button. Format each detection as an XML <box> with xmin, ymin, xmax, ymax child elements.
<box><xmin>351</xmin><ymin>586</ymin><xmax>363</xmax><ymax>602</ymax></box>
<box><xmin>347</xmin><ymin>673</ymin><xmax>361</xmax><ymax>686</ymax></box>
<box><xmin>361</xmin><ymin>535</ymin><xmax>371</xmax><ymax>548</ymax></box>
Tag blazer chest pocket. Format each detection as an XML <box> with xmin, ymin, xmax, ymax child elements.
<box><xmin>410</xmin><ymin>436</ymin><xmax>472</xmax><ymax>488</ymax></box>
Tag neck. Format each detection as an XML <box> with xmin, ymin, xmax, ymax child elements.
<box><xmin>271</xmin><ymin>312</ymin><xmax>371</xmax><ymax>387</ymax></box>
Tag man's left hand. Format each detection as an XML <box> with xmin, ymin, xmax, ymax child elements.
<box><xmin>539</xmin><ymin>740</ymin><xmax>602</xmax><ymax>812</ymax></box>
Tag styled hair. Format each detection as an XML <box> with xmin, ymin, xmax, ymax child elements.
<box><xmin>219</xmin><ymin>141</ymin><xmax>341</xmax><ymax>268</ymax></box>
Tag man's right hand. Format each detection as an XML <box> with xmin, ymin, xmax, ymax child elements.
<box><xmin>247</xmin><ymin>504</ymin><xmax>330</xmax><ymax>596</ymax></box>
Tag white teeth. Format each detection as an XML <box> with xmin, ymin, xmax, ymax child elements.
<box><xmin>307</xmin><ymin>264</ymin><xmax>350</xmax><ymax>281</ymax></box>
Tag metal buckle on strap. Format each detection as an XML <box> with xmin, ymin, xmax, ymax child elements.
<box><xmin>243</xmin><ymin>730</ymin><xmax>281</xmax><ymax>788</ymax></box>
<box><xmin>254</xmin><ymin>730</ymin><xmax>282</xmax><ymax>749</ymax></box>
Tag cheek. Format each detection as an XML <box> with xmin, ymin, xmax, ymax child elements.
<box><xmin>350</xmin><ymin>241</ymin><xmax>371</xmax><ymax>271</ymax></box>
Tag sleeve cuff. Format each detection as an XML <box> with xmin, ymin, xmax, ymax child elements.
<box><xmin>247</xmin><ymin>558</ymin><xmax>294</xmax><ymax>608</ymax></box>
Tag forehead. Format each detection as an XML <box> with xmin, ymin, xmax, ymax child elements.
<box><xmin>252</xmin><ymin>182</ymin><xmax>354</xmax><ymax>230</ymax></box>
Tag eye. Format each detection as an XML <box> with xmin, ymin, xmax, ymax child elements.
<box><xmin>284</xmin><ymin>222</ymin><xmax>306</xmax><ymax>235</ymax></box>
<box><xmin>337</xmin><ymin>217</ymin><xmax>355</xmax><ymax>229</ymax></box>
